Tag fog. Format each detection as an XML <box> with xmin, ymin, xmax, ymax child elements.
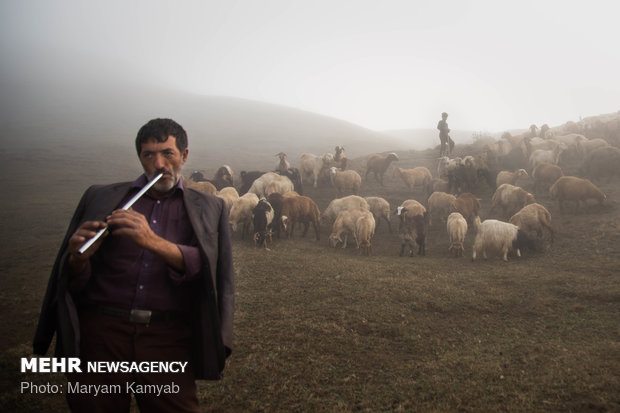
<box><xmin>1</xmin><ymin>0</ymin><xmax>619</xmax><ymax>153</ymax></box>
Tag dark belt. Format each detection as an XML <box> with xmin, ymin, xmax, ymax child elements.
<box><xmin>86</xmin><ymin>305</ymin><xmax>187</xmax><ymax>324</ymax></box>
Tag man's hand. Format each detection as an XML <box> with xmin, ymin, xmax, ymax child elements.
<box><xmin>67</xmin><ymin>220</ymin><xmax>107</xmax><ymax>274</ymax></box>
<box><xmin>106</xmin><ymin>208</ymin><xmax>156</xmax><ymax>249</ymax></box>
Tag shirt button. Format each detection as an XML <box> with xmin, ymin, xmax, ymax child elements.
<box><xmin>157</xmin><ymin>200</ymin><xmax>161</xmax><ymax>204</ymax></box>
<box><xmin>152</xmin><ymin>220</ymin><xmax>157</xmax><ymax>224</ymax></box>
<box><xmin>139</xmin><ymin>285</ymin><xmax>144</xmax><ymax>290</ymax></box>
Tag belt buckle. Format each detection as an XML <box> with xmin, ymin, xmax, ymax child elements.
<box><xmin>129</xmin><ymin>309</ymin><xmax>152</xmax><ymax>324</ymax></box>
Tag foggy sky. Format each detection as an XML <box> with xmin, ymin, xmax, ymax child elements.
<box><xmin>1</xmin><ymin>0</ymin><xmax>619</xmax><ymax>132</ymax></box>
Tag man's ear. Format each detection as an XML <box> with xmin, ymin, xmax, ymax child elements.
<box><xmin>182</xmin><ymin>148</ymin><xmax>189</xmax><ymax>163</ymax></box>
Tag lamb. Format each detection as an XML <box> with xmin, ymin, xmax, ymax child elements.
<box><xmin>509</xmin><ymin>203</ymin><xmax>554</xmax><ymax>245</ymax></box>
<box><xmin>275</xmin><ymin>152</ymin><xmax>291</xmax><ymax>173</ymax></box>
<box><xmin>322</xmin><ymin>195</ymin><xmax>370</xmax><ymax>224</ymax></box>
<box><xmin>229</xmin><ymin>192</ymin><xmax>259</xmax><ymax>239</ymax></box>
<box><xmin>581</xmin><ymin>145</ymin><xmax>620</xmax><ymax>182</ymax></box>
<box><xmin>549</xmin><ymin>176</ymin><xmax>607</xmax><ymax>212</ymax></box>
<box><xmin>365</xmin><ymin>153</ymin><xmax>399</xmax><ymax>185</ymax></box>
<box><xmin>328</xmin><ymin>207</ymin><xmax>368</xmax><ymax>248</ymax></box>
<box><xmin>329</xmin><ymin>167</ymin><xmax>362</xmax><ymax>196</ymax></box>
<box><xmin>355</xmin><ymin>211</ymin><xmax>376</xmax><ymax>256</ymax></box>
<box><xmin>449</xmin><ymin>192</ymin><xmax>481</xmax><ymax>224</ymax></box>
<box><xmin>446</xmin><ymin>212</ymin><xmax>467</xmax><ymax>257</ymax></box>
<box><xmin>427</xmin><ymin>191</ymin><xmax>457</xmax><ymax>226</ymax></box>
<box><xmin>364</xmin><ymin>196</ymin><xmax>392</xmax><ymax>233</ymax></box>
<box><xmin>279</xmin><ymin>195</ymin><xmax>321</xmax><ymax>240</ymax></box>
<box><xmin>491</xmin><ymin>183</ymin><xmax>536</xmax><ymax>219</ymax></box>
<box><xmin>396</xmin><ymin>200</ymin><xmax>429</xmax><ymax>257</ymax></box>
<box><xmin>248</xmin><ymin>172</ymin><xmax>294</xmax><ymax>198</ymax></box>
<box><xmin>393</xmin><ymin>166</ymin><xmax>432</xmax><ymax>196</ymax></box>
<box><xmin>495</xmin><ymin>169</ymin><xmax>529</xmax><ymax>188</ymax></box>
<box><xmin>531</xmin><ymin>162</ymin><xmax>564</xmax><ymax>194</ymax></box>
<box><xmin>216</xmin><ymin>186</ymin><xmax>240</xmax><ymax>213</ymax></box>
<box><xmin>529</xmin><ymin>143</ymin><xmax>566</xmax><ymax>170</ymax></box>
<box><xmin>471</xmin><ymin>218</ymin><xmax>536</xmax><ymax>262</ymax></box>
<box><xmin>252</xmin><ymin>199</ymin><xmax>274</xmax><ymax>248</ymax></box>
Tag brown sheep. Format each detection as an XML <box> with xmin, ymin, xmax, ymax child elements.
<box><xmin>279</xmin><ymin>195</ymin><xmax>321</xmax><ymax>240</ymax></box>
<box><xmin>449</xmin><ymin>192</ymin><xmax>481</xmax><ymax>225</ymax></box>
<box><xmin>365</xmin><ymin>153</ymin><xmax>399</xmax><ymax>185</ymax></box>
<box><xmin>549</xmin><ymin>176</ymin><xmax>606</xmax><ymax>212</ymax></box>
<box><xmin>532</xmin><ymin>162</ymin><xmax>564</xmax><ymax>194</ymax></box>
<box><xmin>491</xmin><ymin>184</ymin><xmax>536</xmax><ymax>219</ymax></box>
<box><xmin>396</xmin><ymin>200</ymin><xmax>429</xmax><ymax>257</ymax></box>
<box><xmin>495</xmin><ymin>169</ymin><xmax>528</xmax><ymax>188</ymax></box>
<box><xmin>428</xmin><ymin>191</ymin><xmax>457</xmax><ymax>226</ymax></box>
<box><xmin>509</xmin><ymin>203</ymin><xmax>554</xmax><ymax>245</ymax></box>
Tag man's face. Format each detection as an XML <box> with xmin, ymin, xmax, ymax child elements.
<box><xmin>138</xmin><ymin>136</ymin><xmax>188</xmax><ymax>193</ymax></box>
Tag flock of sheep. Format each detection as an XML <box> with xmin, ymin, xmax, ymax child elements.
<box><xmin>185</xmin><ymin>121</ymin><xmax>618</xmax><ymax>262</ymax></box>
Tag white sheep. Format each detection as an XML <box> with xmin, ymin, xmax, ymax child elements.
<box><xmin>322</xmin><ymin>195</ymin><xmax>370</xmax><ymax>224</ymax></box>
<box><xmin>328</xmin><ymin>207</ymin><xmax>368</xmax><ymax>248</ymax></box>
<box><xmin>329</xmin><ymin>167</ymin><xmax>362</xmax><ymax>196</ymax></box>
<box><xmin>446</xmin><ymin>212</ymin><xmax>467</xmax><ymax>257</ymax></box>
<box><xmin>509</xmin><ymin>203</ymin><xmax>554</xmax><ymax>244</ymax></box>
<box><xmin>275</xmin><ymin>152</ymin><xmax>291</xmax><ymax>173</ymax></box>
<box><xmin>355</xmin><ymin>211</ymin><xmax>376</xmax><ymax>256</ymax></box>
<box><xmin>576</xmin><ymin>138</ymin><xmax>608</xmax><ymax>160</ymax></box>
<box><xmin>248</xmin><ymin>172</ymin><xmax>294</xmax><ymax>198</ymax></box>
<box><xmin>471</xmin><ymin>218</ymin><xmax>535</xmax><ymax>262</ymax></box>
<box><xmin>529</xmin><ymin>143</ymin><xmax>566</xmax><ymax>170</ymax></box>
<box><xmin>364</xmin><ymin>196</ymin><xmax>392</xmax><ymax>233</ymax></box>
<box><xmin>428</xmin><ymin>191</ymin><xmax>457</xmax><ymax>226</ymax></box>
<box><xmin>393</xmin><ymin>166</ymin><xmax>432</xmax><ymax>195</ymax></box>
<box><xmin>491</xmin><ymin>183</ymin><xmax>536</xmax><ymax>219</ymax></box>
<box><xmin>216</xmin><ymin>186</ymin><xmax>240</xmax><ymax>213</ymax></box>
<box><xmin>229</xmin><ymin>192</ymin><xmax>259</xmax><ymax>239</ymax></box>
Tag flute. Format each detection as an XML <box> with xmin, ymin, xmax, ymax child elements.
<box><xmin>77</xmin><ymin>172</ymin><xmax>164</xmax><ymax>254</ymax></box>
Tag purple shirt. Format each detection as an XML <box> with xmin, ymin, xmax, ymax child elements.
<box><xmin>70</xmin><ymin>175</ymin><xmax>202</xmax><ymax>312</ymax></box>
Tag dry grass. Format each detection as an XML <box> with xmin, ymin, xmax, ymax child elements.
<box><xmin>1</xmin><ymin>141</ymin><xmax>619</xmax><ymax>412</ymax></box>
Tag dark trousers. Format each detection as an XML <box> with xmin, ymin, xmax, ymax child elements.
<box><xmin>65</xmin><ymin>312</ymin><xmax>201</xmax><ymax>413</ymax></box>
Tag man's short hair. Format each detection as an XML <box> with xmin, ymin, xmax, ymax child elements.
<box><xmin>442</xmin><ymin>112</ymin><xmax>448</xmax><ymax>117</ymax></box>
<box><xmin>135</xmin><ymin>118</ymin><xmax>188</xmax><ymax>155</ymax></box>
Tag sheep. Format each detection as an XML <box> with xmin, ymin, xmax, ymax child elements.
<box><xmin>329</xmin><ymin>207</ymin><xmax>368</xmax><ymax>248</ymax></box>
<box><xmin>509</xmin><ymin>203</ymin><xmax>554</xmax><ymax>245</ymax></box>
<box><xmin>299</xmin><ymin>153</ymin><xmax>319</xmax><ymax>186</ymax></box>
<box><xmin>278</xmin><ymin>167</ymin><xmax>304</xmax><ymax>195</ymax></box>
<box><xmin>229</xmin><ymin>192</ymin><xmax>259</xmax><ymax>239</ymax></box>
<box><xmin>329</xmin><ymin>167</ymin><xmax>362</xmax><ymax>196</ymax></box>
<box><xmin>365</xmin><ymin>153</ymin><xmax>399</xmax><ymax>185</ymax></box>
<box><xmin>275</xmin><ymin>152</ymin><xmax>291</xmax><ymax>173</ymax></box>
<box><xmin>428</xmin><ymin>191</ymin><xmax>457</xmax><ymax>226</ymax></box>
<box><xmin>446</xmin><ymin>212</ymin><xmax>467</xmax><ymax>257</ymax></box>
<box><xmin>334</xmin><ymin>146</ymin><xmax>345</xmax><ymax>162</ymax></box>
<box><xmin>522</xmin><ymin>137</ymin><xmax>561</xmax><ymax>158</ymax></box>
<box><xmin>279</xmin><ymin>195</ymin><xmax>321</xmax><ymax>240</ymax></box>
<box><xmin>355</xmin><ymin>211</ymin><xmax>376</xmax><ymax>256</ymax></box>
<box><xmin>238</xmin><ymin>170</ymin><xmax>266</xmax><ymax>195</ymax></box>
<box><xmin>252</xmin><ymin>199</ymin><xmax>274</xmax><ymax>248</ymax></box>
<box><xmin>216</xmin><ymin>186</ymin><xmax>239</xmax><ymax>213</ymax></box>
<box><xmin>436</xmin><ymin>156</ymin><xmax>462</xmax><ymax>180</ymax></box>
<box><xmin>495</xmin><ymin>169</ymin><xmax>529</xmax><ymax>188</ymax></box>
<box><xmin>449</xmin><ymin>192</ymin><xmax>481</xmax><ymax>225</ymax></box>
<box><xmin>552</xmin><ymin>133</ymin><xmax>587</xmax><ymax>155</ymax></box>
<box><xmin>491</xmin><ymin>183</ymin><xmax>536</xmax><ymax>219</ymax></box>
<box><xmin>364</xmin><ymin>196</ymin><xmax>392</xmax><ymax>233</ymax></box>
<box><xmin>185</xmin><ymin>179</ymin><xmax>217</xmax><ymax>195</ymax></box>
<box><xmin>471</xmin><ymin>218</ymin><xmax>536</xmax><ymax>262</ymax></box>
<box><xmin>396</xmin><ymin>200</ymin><xmax>429</xmax><ymax>257</ymax></box>
<box><xmin>322</xmin><ymin>195</ymin><xmax>370</xmax><ymax>224</ymax></box>
<box><xmin>581</xmin><ymin>145</ymin><xmax>620</xmax><ymax>182</ymax></box>
<box><xmin>549</xmin><ymin>176</ymin><xmax>607</xmax><ymax>212</ymax></box>
<box><xmin>393</xmin><ymin>166</ymin><xmax>432</xmax><ymax>196</ymax></box>
<box><xmin>429</xmin><ymin>178</ymin><xmax>450</xmax><ymax>194</ymax></box>
<box><xmin>576</xmin><ymin>138</ymin><xmax>608</xmax><ymax>160</ymax></box>
<box><xmin>531</xmin><ymin>162</ymin><xmax>564</xmax><ymax>194</ymax></box>
<box><xmin>248</xmin><ymin>172</ymin><xmax>294</xmax><ymax>198</ymax></box>
<box><xmin>529</xmin><ymin>143</ymin><xmax>566</xmax><ymax>170</ymax></box>
<box><xmin>300</xmin><ymin>152</ymin><xmax>336</xmax><ymax>188</ymax></box>
<box><xmin>212</xmin><ymin>165</ymin><xmax>234</xmax><ymax>189</ymax></box>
